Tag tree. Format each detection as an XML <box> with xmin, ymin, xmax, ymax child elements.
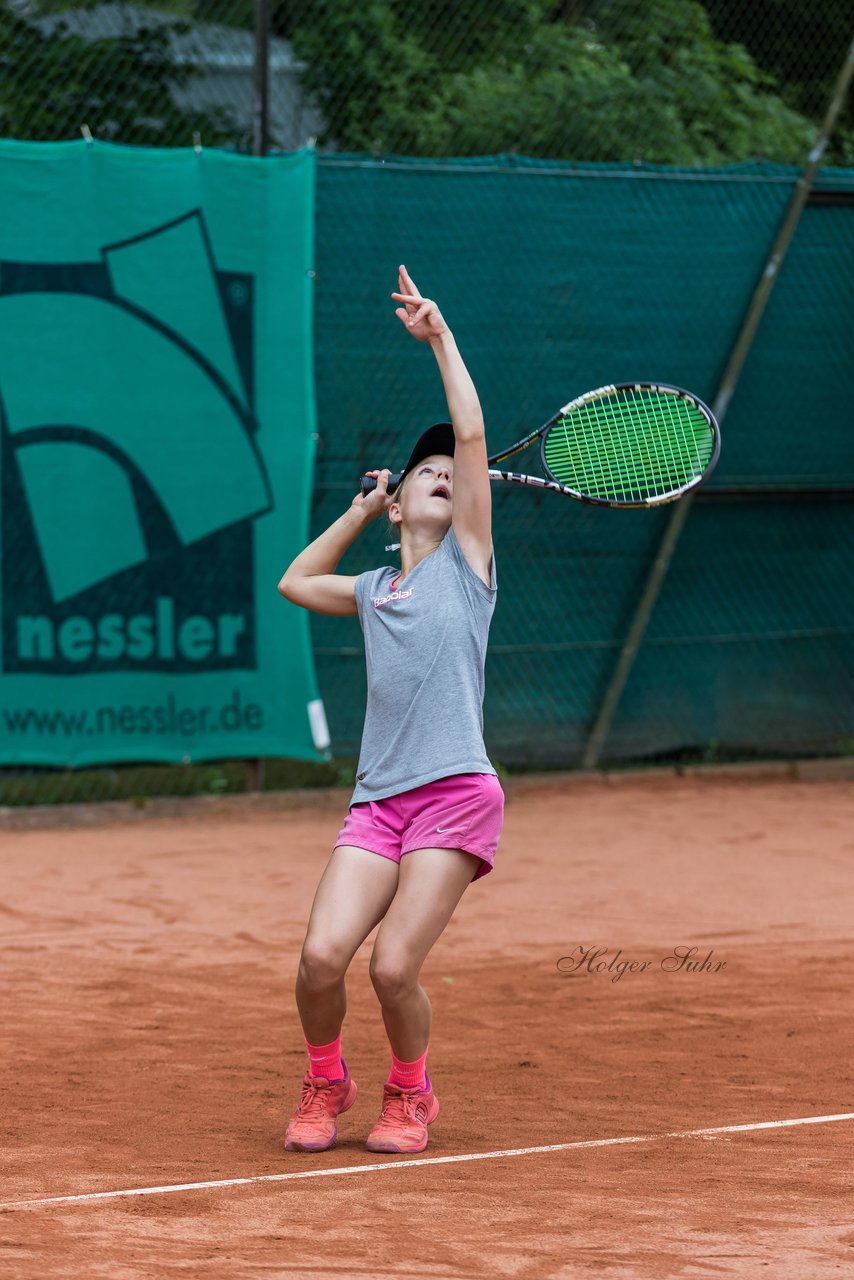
<box><xmin>288</xmin><ymin>0</ymin><xmax>827</xmax><ymax>163</ymax></box>
<box><xmin>0</xmin><ymin>8</ymin><xmax>235</xmax><ymax>146</ymax></box>
<box><xmin>701</xmin><ymin>0</ymin><xmax>853</xmax><ymax>164</ymax></box>
<box><xmin>5</xmin><ymin>1</ymin><xmax>847</xmax><ymax>163</ymax></box>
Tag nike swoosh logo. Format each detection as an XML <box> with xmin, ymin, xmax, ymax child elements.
<box><xmin>436</xmin><ymin>827</ymin><xmax>460</xmax><ymax>833</ymax></box>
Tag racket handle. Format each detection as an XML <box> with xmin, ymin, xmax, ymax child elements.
<box><xmin>360</xmin><ymin>471</ymin><xmax>403</xmax><ymax>497</ymax></box>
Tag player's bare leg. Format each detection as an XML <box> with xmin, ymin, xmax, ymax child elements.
<box><xmin>369</xmin><ymin>846</ymin><xmax>479</xmax><ymax>1058</ymax></box>
<box><xmin>295</xmin><ymin>845</ymin><xmax>399</xmax><ymax>1042</ymax></box>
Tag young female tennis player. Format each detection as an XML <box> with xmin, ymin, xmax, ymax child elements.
<box><xmin>277</xmin><ymin>264</ymin><xmax>503</xmax><ymax>1155</ymax></box>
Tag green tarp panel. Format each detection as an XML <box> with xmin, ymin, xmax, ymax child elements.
<box><xmin>0</xmin><ymin>140</ymin><xmax>327</xmax><ymax>766</ymax></box>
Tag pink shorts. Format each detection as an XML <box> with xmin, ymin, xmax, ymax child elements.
<box><xmin>335</xmin><ymin>772</ymin><xmax>504</xmax><ymax>883</ymax></box>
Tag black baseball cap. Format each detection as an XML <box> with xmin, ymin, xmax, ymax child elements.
<box><xmin>400</xmin><ymin>422</ymin><xmax>455</xmax><ymax>480</ymax></box>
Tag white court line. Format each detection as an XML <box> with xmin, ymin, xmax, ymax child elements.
<box><xmin>2</xmin><ymin>1111</ymin><xmax>852</xmax><ymax>1211</ymax></box>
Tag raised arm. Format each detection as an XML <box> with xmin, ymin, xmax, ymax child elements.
<box><xmin>391</xmin><ymin>265</ymin><xmax>492</xmax><ymax>585</ymax></box>
<box><xmin>278</xmin><ymin>470</ymin><xmax>394</xmax><ymax>615</ymax></box>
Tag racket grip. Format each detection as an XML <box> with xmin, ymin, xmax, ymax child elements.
<box><xmin>360</xmin><ymin>472</ymin><xmax>403</xmax><ymax>497</ymax></box>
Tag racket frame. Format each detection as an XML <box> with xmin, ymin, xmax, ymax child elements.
<box><xmin>491</xmin><ymin>382</ymin><xmax>720</xmax><ymax>509</ymax></box>
<box><xmin>361</xmin><ymin>382</ymin><xmax>720</xmax><ymax>508</ymax></box>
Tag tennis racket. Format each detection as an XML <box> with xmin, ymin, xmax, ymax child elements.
<box><xmin>360</xmin><ymin>382</ymin><xmax>720</xmax><ymax>509</ymax></box>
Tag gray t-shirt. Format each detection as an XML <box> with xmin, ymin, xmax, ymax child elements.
<box><xmin>350</xmin><ymin>524</ymin><xmax>498</xmax><ymax>805</ymax></box>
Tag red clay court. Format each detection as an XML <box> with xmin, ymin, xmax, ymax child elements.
<box><xmin>1</xmin><ymin>767</ymin><xmax>852</xmax><ymax>1278</ymax></box>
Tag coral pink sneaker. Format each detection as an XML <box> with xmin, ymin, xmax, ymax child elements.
<box><xmin>365</xmin><ymin>1072</ymin><xmax>440</xmax><ymax>1154</ymax></box>
<box><xmin>283</xmin><ymin>1060</ymin><xmax>358</xmax><ymax>1152</ymax></box>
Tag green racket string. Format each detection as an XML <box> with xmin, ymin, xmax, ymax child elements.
<box><xmin>542</xmin><ymin>389</ymin><xmax>714</xmax><ymax>502</ymax></box>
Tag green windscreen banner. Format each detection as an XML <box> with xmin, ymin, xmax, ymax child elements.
<box><xmin>0</xmin><ymin>139</ymin><xmax>328</xmax><ymax>766</ymax></box>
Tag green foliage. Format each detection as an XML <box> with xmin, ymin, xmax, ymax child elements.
<box><xmin>291</xmin><ymin>0</ymin><xmax>820</xmax><ymax>163</ymax></box>
<box><xmin>290</xmin><ymin>1</ymin><xmax>436</xmax><ymax>154</ymax></box>
<box><xmin>6</xmin><ymin>1</ymin><xmax>843</xmax><ymax>162</ymax></box>
<box><xmin>634</xmin><ymin>0</ymin><xmax>853</xmax><ymax>164</ymax></box>
<box><xmin>205</xmin><ymin>767</ymin><xmax>230</xmax><ymax>795</ymax></box>
<box><xmin>702</xmin><ymin>0</ymin><xmax>853</xmax><ymax>120</ymax></box>
<box><xmin>604</xmin><ymin>0</ymin><xmax>850</xmax><ymax>163</ymax></box>
<box><xmin>0</xmin><ymin>9</ymin><xmax>235</xmax><ymax>145</ymax></box>
<box><xmin>0</xmin><ymin>757</ymin><xmax>348</xmax><ymax>808</ymax></box>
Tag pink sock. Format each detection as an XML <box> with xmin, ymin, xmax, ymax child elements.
<box><xmin>387</xmin><ymin>1046</ymin><xmax>428</xmax><ymax>1091</ymax></box>
<box><xmin>305</xmin><ymin>1033</ymin><xmax>345</xmax><ymax>1082</ymax></box>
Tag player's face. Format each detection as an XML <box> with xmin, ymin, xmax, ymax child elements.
<box><xmin>394</xmin><ymin>455</ymin><xmax>453</xmax><ymax>533</ymax></box>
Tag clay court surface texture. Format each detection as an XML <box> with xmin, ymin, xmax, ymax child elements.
<box><xmin>1</xmin><ymin>768</ymin><xmax>852</xmax><ymax>1280</ymax></box>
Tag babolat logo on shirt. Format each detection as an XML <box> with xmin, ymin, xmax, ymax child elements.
<box><xmin>372</xmin><ymin>587</ymin><xmax>414</xmax><ymax>609</ymax></box>
<box><xmin>0</xmin><ymin>211</ymin><xmax>271</xmax><ymax>674</ymax></box>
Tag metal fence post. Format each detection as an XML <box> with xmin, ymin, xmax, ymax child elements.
<box><xmin>253</xmin><ymin>0</ymin><xmax>270</xmax><ymax>157</ymax></box>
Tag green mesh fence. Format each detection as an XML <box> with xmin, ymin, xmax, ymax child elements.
<box><xmin>717</xmin><ymin>188</ymin><xmax>854</xmax><ymax>486</ymax></box>
<box><xmin>310</xmin><ymin>156</ymin><xmax>854</xmax><ymax>766</ymax></box>
<box><xmin>615</xmin><ymin>499</ymin><xmax>854</xmax><ymax>759</ymax></box>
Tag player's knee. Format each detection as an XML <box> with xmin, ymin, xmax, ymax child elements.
<box><xmin>369</xmin><ymin>953</ymin><xmax>417</xmax><ymax>1001</ymax></box>
<box><xmin>298</xmin><ymin>940</ymin><xmax>349</xmax><ymax>988</ymax></box>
